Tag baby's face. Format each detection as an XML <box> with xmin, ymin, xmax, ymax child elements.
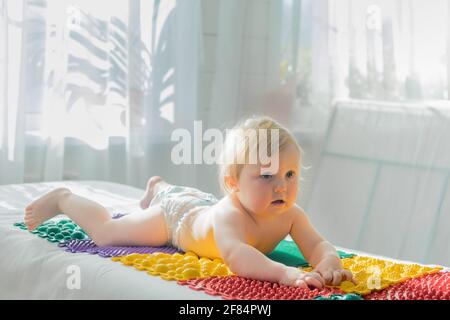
<box><xmin>235</xmin><ymin>143</ymin><xmax>300</xmax><ymax>217</ymax></box>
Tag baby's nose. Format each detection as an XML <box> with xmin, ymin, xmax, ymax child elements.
<box><xmin>274</xmin><ymin>184</ymin><xmax>287</xmax><ymax>193</ymax></box>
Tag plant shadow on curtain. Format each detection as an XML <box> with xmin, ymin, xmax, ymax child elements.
<box><xmin>0</xmin><ymin>0</ymin><xmax>200</xmax><ymax>189</ymax></box>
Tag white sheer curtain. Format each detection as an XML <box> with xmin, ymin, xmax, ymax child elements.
<box><xmin>0</xmin><ymin>0</ymin><xmax>26</xmax><ymax>184</ymax></box>
<box><xmin>0</xmin><ymin>0</ymin><xmax>201</xmax><ymax>189</ymax></box>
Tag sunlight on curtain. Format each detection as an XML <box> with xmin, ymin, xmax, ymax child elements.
<box><xmin>279</xmin><ymin>0</ymin><xmax>450</xmax><ymax>112</ymax></box>
<box><xmin>42</xmin><ymin>0</ymin><xmax>129</xmax><ymax>151</ymax></box>
<box><xmin>5</xmin><ymin>1</ymin><xmax>24</xmax><ymax>161</ymax></box>
<box><xmin>0</xmin><ymin>0</ymin><xmax>201</xmax><ymax>188</ymax></box>
<box><xmin>327</xmin><ymin>0</ymin><xmax>449</xmax><ymax>100</ymax></box>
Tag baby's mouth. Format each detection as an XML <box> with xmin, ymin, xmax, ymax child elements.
<box><xmin>271</xmin><ymin>199</ymin><xmax>285</xmax><ymax>206</ymax></box>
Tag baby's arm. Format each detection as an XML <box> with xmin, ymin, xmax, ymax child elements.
<box><xmin>213</xmin><ymin>209</ymin><xmax>324</xmax><ymax>288</ymax></box>
<box><xmin>289</xmin><ymin>205</ymin><xmax>356</xmax><ymax>286</ymax></box>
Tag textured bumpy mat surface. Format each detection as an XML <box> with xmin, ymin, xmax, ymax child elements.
<box><xmin>14</xmin><ymin>213</ymin><xmax>126</xmax><ymax>244</ymax></box>
<box><xmin>178</xmin><ymin>271</ymin><xmax>450</xmax><ymax>300</ymax></box>
<box><xmin>112</xmin><ymin>252</ymin><xmax>233</xmax><ymax>281</ymax></box>
<box><xmin>365</xmin><ymin>272</ymin><xmax>450</xmax><ymax>300</ymax></box>
<box><xmin>178</xmin><ymin>276</ymin><xmax>347</xmax><ymax>300</ymax></box>
<box><xmin>113</xmin><ymin>250</ymin><xmax>448</xmax><ymax>300</ymax></box>
<box><xmin>14</xmin><ymin>220</ymin><xmax>89</xmax><ymax>243</ymax></box>
<box><xmin>60</xmin><ymin>239</ymin><xmax>180</xmax><ymax>256</ymax></box>
<box><xmin>13</xmin><ymin>216</ymin><xmax>449</xmax><ymax>300</ymax></box>
<box><xmin>302</xmin><ymin>256</ymin><xmax>443</xmax><ymax>295</ymax></box>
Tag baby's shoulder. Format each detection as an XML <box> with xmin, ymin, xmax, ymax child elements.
<box><xmin>210</xmin><ymin>197</ymin><xmax>240</xmax><ymax>215</ymax></box>
<box><xmin>284</xmin><ymin>203</ymin><xmax>306</xmax><ymax>219</ymax></box>
<box><xmin>209</xmin><ymin>197</ymin><xmax>246</xmax><ymax>223</ymax></box>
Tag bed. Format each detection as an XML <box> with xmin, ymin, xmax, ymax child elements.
<box><xmin>1</xmin><ymin>181</ymin><xmax>447</xmax><ymax>299</ymax></box>
<box><xmin>0</xmin><ymin>180</ymin><xmax>221</xmax><ymax>299</ymax></box>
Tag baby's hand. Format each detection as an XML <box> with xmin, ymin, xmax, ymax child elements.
<box><xmin>280</xmin><ymin>266</ymin><xmax>325</xmax><ymax>289</ymax></box>
<box><xmin>313</xmin><ymin>255</ymin><xmax>357</xmax><ymax>286</ymax></box>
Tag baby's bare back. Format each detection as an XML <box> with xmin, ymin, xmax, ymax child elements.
<box><xmin>178</xmin><ymin>197</ymin><xmax>294</xmax><ymax>260</ymax></box>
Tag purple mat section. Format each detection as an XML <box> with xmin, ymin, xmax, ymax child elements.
<box><xmin>60</xmin><ymin>239</ymin><xmax>181</xmax><ymax>257</ymax></box>
<box><xmin>56</xmin><ymin>212</ymin><xmax>181</xmax><ymax>257</ymax></box>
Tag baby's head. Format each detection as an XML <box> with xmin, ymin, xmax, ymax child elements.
<box><xmin>219</xmin><ymin>116</ymin><xmax>302</xmax><ymax>216</ymax></box>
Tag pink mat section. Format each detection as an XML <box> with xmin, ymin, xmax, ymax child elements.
<box><xmin>365</xmin><ymin>272</ymin><xmax>450</xmax><ymax>300</ymax></box>
<box><xmin>178</xmin><ymin>276</ymin><xmax>346</xmax><ymax>300</ymax></box>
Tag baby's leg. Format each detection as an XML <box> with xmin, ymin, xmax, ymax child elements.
<box><xmin>25</xmin><ymin>188</ymin><xmax>168</xmax><ymax>247</ymax></box>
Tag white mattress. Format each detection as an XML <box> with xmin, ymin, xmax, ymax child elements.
<box><xmin>0</xmin><ymin>181</ymin><xmax>220</xmax><ymax>299</ymax></box>
<box><xmin>1</xmin><ymin>181</ymin><xmax>446</xmax><ymax>299</ymax></box>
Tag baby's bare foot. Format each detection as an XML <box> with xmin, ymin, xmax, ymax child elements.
<box><xmin>24</xmin><ymin>187</ymin><xmax>71</xmax><ymax>231</ymax></box>
<box><xmin>139</xmin><ymin>176</ymin><xmax>169</xmax><ymax>209</ymax></box>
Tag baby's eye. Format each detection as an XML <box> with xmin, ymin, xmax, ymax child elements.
<box><xmin>260</xmin><ymin>174</ymin><xmax>272</xmax><ymax>180</ymax></box>
<box><xmin>286</xmin><ymin>171</ymin><xmax>296</xmax><ymax>178</ymax></box>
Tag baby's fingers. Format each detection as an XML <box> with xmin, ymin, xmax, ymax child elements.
<box><xmin>294</xmin><ymin>279</ymin><xmax>308</xmax><ymax>289</ymax></box>
<box><xmin>308</xmin><ymin>272</ymin><xmax>325</xmax><ymax>287</ymax></box>
<box><xmin>342</xmin><ymin>270</ymin><xmax>357</xmax><ymax>285</ymax></box>
<box><xmin>304</xmin><ymin>276</ymin><xmax>323</xmax><ymax>289</ymax></box>
<box><xmin>331</xmin><ymin>271</ymin><xmax>342</xmax><ymax>286</ymax></box>
<box><xmin>321</xmin><ymin>270</ymin><xmax>333</xmax><ymax>284</ymax></box>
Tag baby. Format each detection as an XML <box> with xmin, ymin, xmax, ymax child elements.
<box><xmin>24</xmin><ymin>116</ymin><xmax>355</xmax><ymax>289</ymax></box>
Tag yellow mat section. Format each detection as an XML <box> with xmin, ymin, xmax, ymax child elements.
<box><xmin>112</xmin><ymin>251</ymin><xmax>233</xmax><ymax>281</ymax></box>
<box><xmin>302</xmin><ymin>256</ymin><xmax>443</xmax><ymax>295</ymax></box>
<box><xmin>113</xmin><ymin>252</ymin><xmax>442</xmax><ymax>295</ymax></box>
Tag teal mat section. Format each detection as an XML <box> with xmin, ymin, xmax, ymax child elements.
<box><xmin>14</xmin><ymin>219</ymin><xmax>89</xmax><ymax>244</ymax></box>
<box><xmin>267</xmin><ymin>240</ymin><xmax>356</xmax><ymax>267</ymax></box>
<box><xmin>314</xmin><ymin>293</ymin><xmax>363</xmax><ymax>300</ymax></box>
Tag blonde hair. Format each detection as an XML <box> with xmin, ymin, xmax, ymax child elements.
<box><xmin>218</xmin><ymin>115</ymin><xmax>302</xmax><ymax>195</ymax></box>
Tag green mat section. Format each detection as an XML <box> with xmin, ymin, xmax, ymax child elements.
<box><xmin>267</xmin><ymin>240</ymin><xmax>356</xmax><ymax>267</ymax></box>
<box><xmin>14</xmin><ymin>219</ymin><xmax>89</xmax><ymax>244</ymax></box>
<box><xmin>314</xmin><ymin>293</ymin><xmax>363</xmax><ymax>300</ymax></box>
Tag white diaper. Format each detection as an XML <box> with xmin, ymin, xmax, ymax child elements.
<box><xmin>149</xmin><ymin>185</ymin><xmax>218</xmax><ymax>249</ymax></box>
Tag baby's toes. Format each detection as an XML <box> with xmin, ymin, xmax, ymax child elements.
<box><xmin>24</xmin><ymin>215</ymin><xmax>36</xmax><ymax>229</ymax></box>
<box><xmin>25</xmin><ymin>202</ymin><xmax>35</xmax><ymax>211</ymax></box>
<box><xmin>24</xmin><ymin>220</ymin><xmax>34</xmax><ymax>230</ymax></box>
<box><xmin>24</xmin><ymin>213</ymin><xmax>32</xmax><ymax>223</ymax></box>
<box><xmin>28</xmin><ymin>220</ymin><xmax>39</xmax><ymax>230</ymax></box>
<box><xmin>25</xmin><ymin>208</ymin><xmax>34</xmax><ymax>218</ymax></box>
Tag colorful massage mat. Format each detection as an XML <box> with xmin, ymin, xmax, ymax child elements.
<box><xmin>14</xmin><ymin>217</ymin><xmax>449</xmax><ymax>300</ymax></box>
<box><xmin>179</xmin><ymin>276</ymin><xmax>349</xmax><ymax>300</ymax></box>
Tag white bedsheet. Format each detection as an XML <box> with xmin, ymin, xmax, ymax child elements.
<box><xmin>0</xmin><ymin>181</ymin><xmax>220</xmax><ymax>299</ymax></box>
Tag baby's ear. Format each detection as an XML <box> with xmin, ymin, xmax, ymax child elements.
<box><xmin>224</xmin><ymin>175</ymin><xmax>239</xmax><ymax>192</ymax></box>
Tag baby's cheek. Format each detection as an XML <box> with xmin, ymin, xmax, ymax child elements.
<box><xmin>258</xmin><ymin>192</ymin><xmax>272</xmax><ymax>208</ymax></box>
<box><xmin>246</xmin><ymin>190</ymin><xmax>262</xmax><ymax>207</ymax></box>
<box><xmin>248</xmin><ymin>189</ymin><xmax>263</xmax><ymax>206</ymax></box>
